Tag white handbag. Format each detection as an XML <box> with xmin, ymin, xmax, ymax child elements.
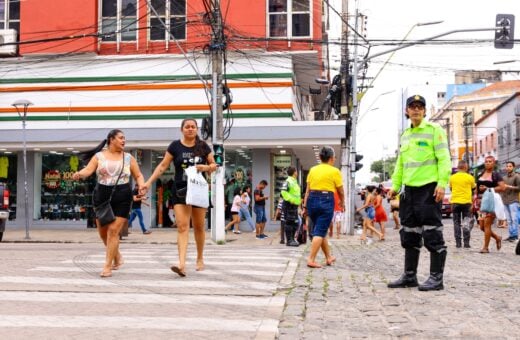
<box><xmin>185</xmin><ymin>166</ymin><xmax>209</xmax><ymax>208</ymax></box>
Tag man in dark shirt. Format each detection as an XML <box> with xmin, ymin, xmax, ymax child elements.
<box><xmin>129</xmin><ymin>183</ymin><xmax>151</xmax><ymax>234</ymax></box>
<box><xmin>254</xmin><ymin>180</ymin><xmax>269</xmax><ymax>239</ymax></box>
<box><xmin>500</xmin><ymin>161</ymin><xmax>520</xmax><ymax>241</ymax></box>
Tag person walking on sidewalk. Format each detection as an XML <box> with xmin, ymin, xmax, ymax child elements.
<box><xmin>142</xmin><ymin>118</ymin><xmax>217</xmax><ymax>277</ymax></box>
<box><xmin>281</xmin><ymin>166</ymin><xmax>301</xmax><ymax>247</ymax></box>
<box><xmin>225</xmin><ymin>187</ymin><xmax>242</xmax><ymax>234</ymax></box>
<box><xmin>254</xmin><ymin>180</ymin><xmax>269</xmax><ymax>239</ymax></box>
<box><xmin>129</xmin><ymin>183</ymin><xmax>152</xmax><ymax>234</ymax></box>
<box><xmin>449</xmin><ymin>160</ymin><xmax>476</xmax><ymax>248</ymax></box>
<box><xmin>73</xmin><ymin>129</ymin><xmax>146</xmax><ymax>278</ymax></box>
<box><xmin>303</xmin><ymin>146</ymin><xmax>344</xmax><ymax>268</ymax></box>
<box><xmin>475</xmin><ymin>156</ymin><xmax>506</xmax><ymax>253</ymax></box>
<box><xmin>387</xmin><ymin>95</ymin><xmax>451</xmax><ymax>291</ymax></box>
<box><xmin>238</xmin><ymin>185</ymin><xmax>255</xmax><ymax>232</ymax></box>
<box><xmin>500</xmin><ymin>161</ymin><xmax>520</xmax><ymax>242</ymax></box>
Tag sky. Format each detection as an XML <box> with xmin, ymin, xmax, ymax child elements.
<box><xmin>328</xmin><ymin>0</ymin><xmax>520</xmax><ymax>183</ymax></box>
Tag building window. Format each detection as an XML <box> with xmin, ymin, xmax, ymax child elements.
<box><xmin>101</xmin><ymin>0</ymin><xmax>137</xmax><ymax>42</ymax></box>
<box><xmin>0</xmin><ymin>0</ymin><xmax>20</xmax><ymax>33</ymax></box>
<box><xmin>506</xmin><ymin>124</ymin><xmax>512</xmax><ymax>145</ymax></box>
<box><xmin>149</xmin><ymin>0</ymin><xmax>186</xmax><ymax>40</ymax></box>
<box><xmin>268</xmin><ymin>0</ymin><xmax>311</xmax><ymax>38</ymax></box>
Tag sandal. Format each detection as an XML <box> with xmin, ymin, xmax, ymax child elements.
<box><xmin>170</xmin><ymin>265</ymin><xmax>186</xmax><ymax>277</ymax></box>
<box><xmin>326</xmin><ymin>256</ymin><xmax>336</xmax><ymax>266</ymax></box>
<box><xmin>479</xmin><ymin>248</ymin><xmax>489</xmax><ymax>254</ymax></box>
<box><xmin>196</xmin><ymin>260</ymin><xmax>205</xmax><ymax>271</ymax></box>
<box><xmin>307</xmin><ymin>261</ymin><xmax>322</xmax><ymax>268</ymax></box>
<box><xmin>100</xmin><ymin>270</ymin><xmax>112</xmax><ymax>278</ymax></box>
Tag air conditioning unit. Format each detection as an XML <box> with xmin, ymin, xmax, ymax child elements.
<box><xmin>0</xmin><ymin>29</ymin><xmax>18</xmax><ymax>57</ymax></box>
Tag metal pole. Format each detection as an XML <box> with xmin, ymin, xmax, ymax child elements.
<box><xmin>348</xmin><ymin>10</ymin><xmax>360</xmax><ymax>235</ymax></box>
<box><xmin>463</xmin><ymin>107</ymin><xmax>470</xmax><ymax>165</ymax></box>
<box><xmin>209</xmin><ymin>0</ymin><xmax>225</xmax><ymax>243</ymax></box>
<box><xmin>22</xmin><ymin>115</ymin><xmax>29</xmax><ymax>240</ymax></box>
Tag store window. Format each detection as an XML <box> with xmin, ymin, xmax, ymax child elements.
<box><xmin>149</xmin><ymin>0</ymin><xmax>186</xmax><ymax>41</ymax></box>
<box><xmin>268</xmin><ymin>0</ymin><xmax>310</xmax><ymax>38</ymax></box>
<box><xmin>0</xmin><ymin>153</ymin><xmax>17</xmax><ymax>220</ymax></box>
<box><xmin>151</xmin><ymin>151</ymin><xmax>175</xmax><ymax>228</ymax></box>
<box><xmin>271</xmin><ymin>154</ymin><xmax>291</xmax><ymax>216</ymax></box>
<box><xmin>224</xmin><ymin>149</ymin><xmax>253</xmax><ymax>218</ymax></box>
<box><xmin>101</xmin><ymin>0</ymin><xmax>137</xmax><ymax>42</ymax></box>
<box><xmin>40</xmin><ymin>153</ymin><xmax>95</xmax><ymax>222</ymax></box>
<box><xmin>0</xmin><ymin>0</ymin><xmax>20</xmax><ymax>34</ymax></box>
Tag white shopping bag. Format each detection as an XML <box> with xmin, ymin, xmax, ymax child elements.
<box><xmin>493</xmin><ymin>192</ymin><xmax>506</xmax><ymax>221</ymax></box>
<box><xmin>185</xmin><ymin>166</ymin><xmax>209</xmax><ymax>208</ymax></box>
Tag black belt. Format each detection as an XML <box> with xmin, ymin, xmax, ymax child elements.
<box><xmin>310</xmin><ymin>190</ymin><xmax>332</xmax><ymax>195</ymax></box>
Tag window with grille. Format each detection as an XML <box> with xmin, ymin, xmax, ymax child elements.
<box><xmin>0</xmin><ymin>0</ymin><xmax>20</xmax><ymax>34</ymax></box>
<box><xmin>101</xmin><ymin>0</ymin><xmax>137</xmax><ymax>42</ymax></box>
<box><xmin>268</xmin><ymin>0</ymin><xmax>311</xmax><ymax>38</ymax></box>
<box><xmin>149</xmin><ymin>0</ymin><xmax>186</xmax><ymax>41</ymax></box>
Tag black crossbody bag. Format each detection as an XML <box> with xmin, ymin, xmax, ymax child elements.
<box><xmin>93</xmin><ymin>156</ymin><xmax>125</xmax><ymax>226</ymax></box>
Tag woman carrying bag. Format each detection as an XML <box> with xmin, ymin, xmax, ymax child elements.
<box><xmin>73</xmin><ymin>129</ymin><xmax>145</xmax><ymax>277</ymax></box>
<box><xmin>475</xmin><ymin>156</ymin><xmax>506</xmax><ymax>253</ymax></box>
<box><xmin>142</xmin><ymin>118</ymin><xmax>217</xmax><ymax>277</ymax></box>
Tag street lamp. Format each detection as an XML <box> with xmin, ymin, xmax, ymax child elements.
<box><xmin>12</xmin><ymin>99</ymin><xmax>33</xmax><ymax>240</ymax></box>
<box><xmin>493</xmin><ymin>59</ymin><xmax>520</xmax><ymax>65</ymax></box>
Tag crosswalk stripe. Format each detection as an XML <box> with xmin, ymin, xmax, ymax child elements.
<box><xmin>0</xmin><ymin>315</ymin><xmax>279</xmax><ymax>333</ymax></box>
<box><xmin>30</xmin><ymin>266</ymin><xmax>283</xmax><ymax>277</ymax></box>
<box><xmin>86</xmin><ymin>254</ymin><xmax>291</xmax><ymax>261</ymax></box>
<box><xmin>0</xmin><ymin>276</ymin><xmax>278</xmax><ymax>290</ymax></box>
<box><xmin>64</xmin><ymin>259</ymin><xmax>288</xmax><ymax>268</ymax></box>
<box><xmin>0</xmin><ymin>291</ymin><xmax>286</xmax><ymax>307</ymax></box>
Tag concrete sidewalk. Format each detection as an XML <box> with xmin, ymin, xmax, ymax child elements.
<box><xmin>1</xmin><ymin>226</ymin><xmax>281</xmax><ymax>246</ymax></box>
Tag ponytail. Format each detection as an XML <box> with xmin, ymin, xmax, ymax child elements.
<box><xmin>79</xmin><ymin>129</ymin><xmax>122</xmax><ymax>163</ymax></box>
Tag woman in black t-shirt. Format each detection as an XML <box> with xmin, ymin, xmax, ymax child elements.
<box><xmin>143</xmin><ymin>118</ymin><xmax>217</xmax><ymax>276</ymax></box>
<box><xmin>475</xmin><ymin>155</ymin><xmax>506</xmax><ymax>253</ymax></box>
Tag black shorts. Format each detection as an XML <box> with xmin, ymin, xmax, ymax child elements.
<box><xmin>93</xmin><ymin>183</ymin><xmax>132</xmax><ymax>218</ymax></box>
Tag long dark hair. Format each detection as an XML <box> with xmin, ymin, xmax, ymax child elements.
<box><xmin>79</xmin><ymin>129</ymin><xmax>123</xmax><ymax>162</ymax></box>
<box><xmin>181</xmin><ymin>118</ymin><xmax>207</xmax><ymax>158</ymax></box>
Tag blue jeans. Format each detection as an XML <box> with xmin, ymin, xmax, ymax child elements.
<box><xmin>129</xmin><ymin>208</ymin><xmax>147</xmax><ymax>232</ymax></box>
<box><xmin>307</xmin><ymin>191</ymin><xmax>334</xmax><ymax>238</ymax></box>
<box><xmin>504</xmin><ymin>201</ymin><xmax>519</xmax><ymax>238</ymax></box>
<box><xmin>254</xmin><ymin>205</ymin><xmax>266</xmax><ymax>223</ymax></box>
<box><xmin>239</xmin><ymin>204</ymin><xmax>255</xmax><ymax>231</ymax></box>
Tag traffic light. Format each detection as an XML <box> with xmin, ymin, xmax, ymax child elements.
<box><xmin>353</xmin><ymin>154</ymin><xmax>363</xmax><ymax>172</ymax></box>
<box><xmin>495</xmin><ymin>14</ymin><xmax>515</xmax><ymax>49</ymax></box>
<box><xmin>213</xmin><ymin>144</ymin><xmax>224</xmax><ymax>167</ymax></box>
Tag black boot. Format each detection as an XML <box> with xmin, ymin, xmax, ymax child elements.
<box><xmin>463</xmin><ymin>226</ymin><xmax>471</xmax><ymax>248</ymax></box>
<box><xmin>280</xmin><ymin>222</ymin><xmax>285</xmax><ymax>244</ymax></box>
<box><xmin>286</xmin><ymin>224</ymin><xmax>299</xmax><ymax>247</ymax></box>
<box><xmin>387</xmin><ymin>248</ymin><xmax>420</xmax><ymax>288</ymax></box>
<box><xmin>418</xmin><ymin>251</ymin><xmax>447</xmax><ymax>291</ymax></box>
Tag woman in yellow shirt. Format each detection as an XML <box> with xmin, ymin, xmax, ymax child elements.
<box><xmin>303</xmin><ymin>146</ymin><xmax>345</xmax><ymax>268</ymax></box>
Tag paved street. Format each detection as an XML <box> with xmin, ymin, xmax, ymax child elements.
<box><xmin>1</xmin><ymin>217</ymin><xmax>520</xmax><ymax>339</ymax></box>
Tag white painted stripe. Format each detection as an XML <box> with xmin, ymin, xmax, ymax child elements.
<box><xmin>31</xmin><ymin>267</ymin><xmax>283</xmax><ymax>277</ymax></box>
<box><xmin>0</xmin><ymin>276</ymin><xmax>277</xmax><ymax>290</ymax></box>
<box><xmin>0</xmin><ymin>291</ymin><xmax>285</xmax><ymax>307</ymax></box>
<box><xmin>0</xmin><ymin>315</ymin><xmax>279</xmax><ymax>333</ymax></box>
<box><xmin>86</xmin><ymin>254</ymin><xmax>290</xmax><ymax>261</ymax></box>
<box><xmin>64</xmin><ymin>259</ymin><xmax>287</xmax><ymax>268</ymax></box>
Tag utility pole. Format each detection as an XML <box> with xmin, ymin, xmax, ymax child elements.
<box><xmin>347</xmin><ymin>9</ymin><xmax>360</xmax><ymax>235</ymax></box>
<box><xmin>463</xmin><ymin>107</ymin><xmax>473</xmax><ymax>166</ymax></box>
<box><xmin>339</xmin><ymin>0</ymin><xmax>351</xmax><ymax>235</ymax></box>
<box><xmin>209</xmin><ymin>0</ymin><xmax>226</xmax><ymax>242</ymax></box>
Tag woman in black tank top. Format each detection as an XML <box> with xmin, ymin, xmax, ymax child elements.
<box><xmin>476</xmin><ymin>156</ymin><xmax>506</xmax><ymax>253</ymax></box>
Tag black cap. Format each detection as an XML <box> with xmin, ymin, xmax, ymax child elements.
<box><xmin>406</xmin><ymin>95</ymin><xmax>426</xmax><ymax>107</ymax></box>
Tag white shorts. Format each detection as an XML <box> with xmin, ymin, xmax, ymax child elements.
<box><xmin>333</xmin><ymin>211</ymin><xmax>344</xmax><ymax>223</ymax></box>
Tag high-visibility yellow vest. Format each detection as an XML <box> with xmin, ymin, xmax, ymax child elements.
<box><xmin>391</xmin><ymin>119</ymin><xmax>451</xmax><ymax>192</ymax></box>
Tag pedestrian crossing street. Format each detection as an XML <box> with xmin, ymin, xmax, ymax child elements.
<box><xmin>0</xmin><ymin>244</ymin><xmax>303</xmax><ymax>339</ymax></box>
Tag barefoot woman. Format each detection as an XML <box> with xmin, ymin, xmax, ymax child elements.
<box><xmin>143</xmin><ymin>119</ymin><xmax>217</xmax><ymax>277</ymax></box>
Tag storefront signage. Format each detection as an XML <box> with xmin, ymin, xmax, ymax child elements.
<box><xmin>273</xmin><ymin>155</ymin><xmax>292</xmax><ymax>168</ymax></box>
<box><xmin>44</xmin><ymin>170</ymin><xmax>61</xmax><ymax>189</ymax></box>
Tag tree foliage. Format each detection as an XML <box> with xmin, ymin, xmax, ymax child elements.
<box><xmin>370</xmin><ymin>156</ymin><xmax>397</xmax><ymax>182</ymax></box>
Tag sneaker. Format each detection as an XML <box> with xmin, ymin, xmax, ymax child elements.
<box><xmin>143</xmin><ymin>230</ymin><xmax>152</xmax><ymax>234</ymax></box>
<box><xmin>505</xmin><ymin>236</ymin><xmax>518</xmax><ymax>242</ymax></box>
<box><xmin>256</xmin><ymin>235</ymin><xmax>264</xmax><ymax>239</ymax></box>
<box><xmin>233</xmin><ymin>230</ymin><xmax>241</xmax><ymax>234</ymax></box>
<box><xmin>261</xmin><ymin>234</ymin><xmax>269</xmax><ymax>238</ymax></box>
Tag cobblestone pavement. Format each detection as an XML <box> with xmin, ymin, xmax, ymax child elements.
<box><xmin>279</xmin><ymin>219</ymin><xmax>520</xmax><ymax>339</ymax></box>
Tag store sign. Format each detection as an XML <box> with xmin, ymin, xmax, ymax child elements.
<box><xmin>44</xmin><ymin>170</ymin><xmax>61</xmax><ymax>189</ymax></box>
<box><xmin>273</xmin><ymin>155</ymin><xmax>291</xmax><ymax>167</ymax></box>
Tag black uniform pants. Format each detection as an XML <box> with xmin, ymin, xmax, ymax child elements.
<box><xmin>399</xmin><ymin>182</ymin><xmax>446</xmax><ymax>253</ymax></box>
